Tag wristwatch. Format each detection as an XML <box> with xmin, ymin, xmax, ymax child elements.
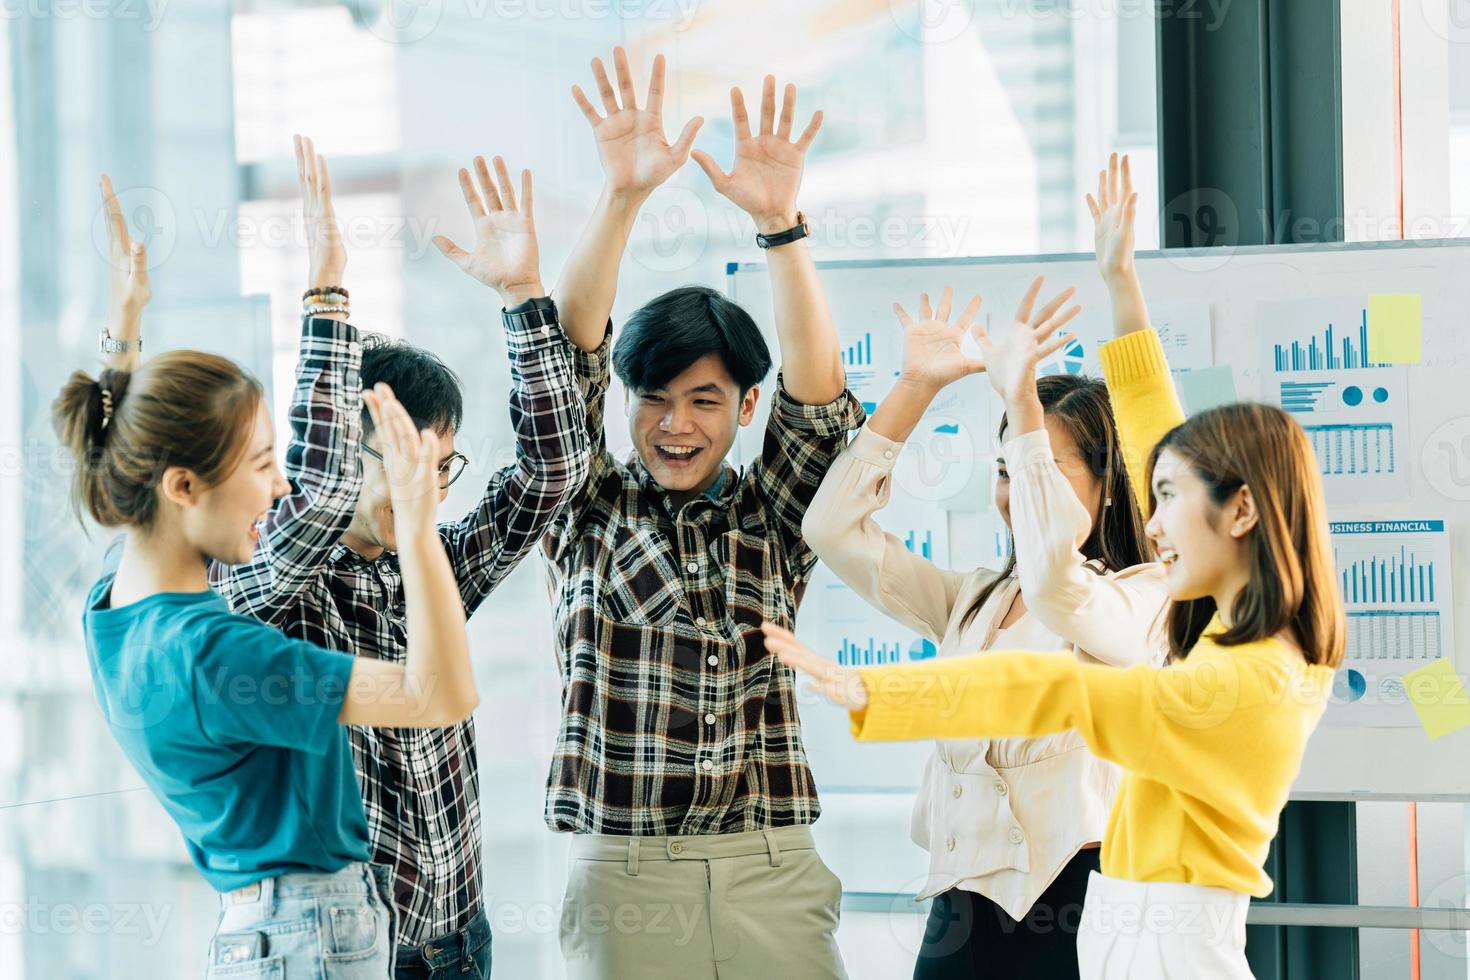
<box><xmin>756</xmin><ymin>212</ymin><xmax>810</xmax><ymax>249</ymax></box>
<box><xmin>99</xmin><ymin>331</ymin><xmax>141</xmax><ymax>354</ymax></box>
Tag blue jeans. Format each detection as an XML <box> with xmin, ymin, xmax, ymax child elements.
<box><xmin>393</xmin><ymin>908</ymin><xmax>492</xmax><ymax>979</ymax></box>
<box><xmin>206</xmin><ymin>863</ymin><xmax>397</xmax><ymax>978</ymax></box>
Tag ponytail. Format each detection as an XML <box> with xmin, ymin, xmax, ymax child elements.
<box><xmin>51</xmin><ymin>351</ymin><xmax>264</xmax><ymax>530</ymax></box>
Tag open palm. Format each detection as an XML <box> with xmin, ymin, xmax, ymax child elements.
<box><xmin>692</xmin><ymin>76</ymin><xmax>822</xmax><ymax>224</ymax></box>
<box><xmin>573</xmin><ymin>48</ymin><xmax>702</xmax><ymax>198</ymax></box>
<box><xmin>1086</xmin><ymin>152</ymin><xmax>1137</xmax><ymax>283</ymax></box>
<box><xmin>99</xmin><ymin>173</ymin><xmax>150</xmax><ymax>323</ymax></box>
<box><xmin>433</xmin><ymin>155</ymin><xmax>540</xmax><ymax>303</ymax></box>
<box><xmin>893</xmin><ymin>287</ymin><xmax>986</xmax><ymax>389</ymax></box>
<box><xmin>975</xmin><ymin>277</ymin><xmax>1083</xmax><ymax>404</ymax></box>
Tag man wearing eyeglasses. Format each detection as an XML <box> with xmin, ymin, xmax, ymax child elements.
<box><xmin>211</xmin><ymin>137</ymin><xmax>588</xmax><ymax>980</ymax></box>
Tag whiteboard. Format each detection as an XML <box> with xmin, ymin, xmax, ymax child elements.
<box><xmin>728</xmin><ymin>239</ymin><xmax>1470</xmax><ymax>812</ymax></box>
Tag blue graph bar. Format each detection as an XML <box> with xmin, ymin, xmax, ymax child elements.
<box><xmin>842</xmin><ymin>333</ymin><xmax>873</xmax><ymax>367</ymax></box>
<box><xmin>1279</xmin><ymin>381</ymin><xmax>1334</xmax><ymax>414</ymax></box>
<box><xmin>1273</xmin><ymin>309</ymin><xmax>1384</xmax><ymax>373</ymax></box>
<box><xmin>1337</xmin><ymin>545</ymin><xmax>1438</xmax><ymax>605</ymax></box>
<box><xmin>837</xmin><ymin>637</ymin><xmax>902</xmax><ymax>666</ymax></box>
<box><xmin>903</xmin><ymin>529</ymin><xmax>933</xmax><ymax>559</ymax></box>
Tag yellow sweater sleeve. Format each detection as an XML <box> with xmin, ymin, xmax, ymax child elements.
<box><xmin>851</xmin><ymin>648</ymin><xmax>1295</xmax><ymax>800</ymax></box>
<box><xmin>852</xmin><ymin>651</ymin><xmax>1160</xmax><ymax>772</ymax></box>
<box><xmin>1096</xmin><ymin>329</ymin><xmax>1186</xmax><ymax>515</ymax></box>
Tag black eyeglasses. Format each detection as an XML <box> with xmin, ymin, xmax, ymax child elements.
<box><xmin>361</xmin><ymin>443</ymin><xmax>469</xmax><ymax>489</ymax></box>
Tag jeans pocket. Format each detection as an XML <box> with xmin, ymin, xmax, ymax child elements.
<box><xmin>322</xmin><ymin>899</ymin><xmax>382</xmax><ymax>962</ymax></box>
<box><xmin>206</xmin><ymin>931</ymin><xmax>284</xmax><ymax>979</ymax></box>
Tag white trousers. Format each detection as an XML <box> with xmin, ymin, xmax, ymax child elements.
<box><xmin>1076</xmin><ymin>871</ymin><xmax>1254</xmax><ymax>979</ymax></box>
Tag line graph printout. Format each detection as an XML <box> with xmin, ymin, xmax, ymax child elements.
<box><xmin>1324</xmin><ymin>519</ymin><xmax>1457</xmax><ymax>727</ymax></box>
<box><xmin>1258</xmin><ymin>297</ymin><xmax>1410</xmax><ymax>500</ymax></box>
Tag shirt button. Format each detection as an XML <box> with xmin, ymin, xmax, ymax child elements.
<box><xmin>1009</xmin><ymin>827</ymin><xmax>1025</xmax><ymax>845</ymax></box>
<box><xmin>952</xmin><ymin>785</ymin><xmax>963</xmax><ymax>799</ymax></box>
<box><xmin>701</xmin><ymin>759</ymin><xmax>714</xmax><ymax>772</ymax></box>
<box><xmin>995</xmin><ymin>781</ymin><xmax>1008</xmax><ymax>796</ymax></box>
<box><xmin>686</xmin><ymin>560</ymin><xmax>699</xmax><ymax>573</ymax></box>
<box><xmin>348</xmin><ymin>341</ymin><xmax>361</xmax><ymax>355</ymax></box>
<box><xmin>884</xmin><ymin>450</ymin><xmax>894</xmax><ymax>459</ymax></box>
<box><xmin>695</xmin><ymin>616</ymin><xmax>708</xmax><ymax>627</ymax></box>
<box><xmin>704</xmin><ymin>713</ymin><xmax>716</xmax><ymax>725</ymax></box>
<box><xmin>946</xmin><ymin>836</ymin><xmax>956</xmax><ymax>852</ymax></box>
<box><xmin>707</xmin><ymin>655</ymin><xmax>719</xmax><ymax>667</ymax></box>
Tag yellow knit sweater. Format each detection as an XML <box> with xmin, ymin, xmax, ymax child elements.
<box><xmin>850</xmin><ymin>329</ymin><xmax>1335</xmax><ymax>897</ymax></box>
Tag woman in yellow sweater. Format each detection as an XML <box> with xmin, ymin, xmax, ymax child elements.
<box><xmin>763</xmin><ymin>155</ymin><xmax>1346</xmax><ymax>979</ymax></box>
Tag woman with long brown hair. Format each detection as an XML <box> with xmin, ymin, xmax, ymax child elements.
<box><xmin>59</xmin><ymin>173</ymin><xmax>479</xmax><ymax>978</ymax></box>
<box><xmin>769</xmin><ymin>155</ymin><xmax>1344</xmax><ymax>978</ymax></box>
<box><xmin>802</xmin><ymin>273</ymin><xmax>1170</xmax><ymax>979</ymax></box>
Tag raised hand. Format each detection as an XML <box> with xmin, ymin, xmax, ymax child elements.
<box><xmin>294</xmin><ymin>134</ymin><xmax>345</xmax><ymax>290</ymax></box>
<box><xmin>573</xmin><ymin>47</ymin><xmax>702</xmax><ymax>201</ymax></box>
<box><xmin>99</xmin><ymin>173</ymin><xmax>150</xmax><ymax>364</ymax></box>
<box><xmin>891</xmin><ymin>287</ymin><xmax>987</xmax><ymax>391</ymax></box>
<box><xmin>432</xmin><ymin>156</ymin><xmax>543</xmax><ymax>308</ymax></box>
<box><xmin>361</xmin><ymin>383</ymin><xmax>442</xmax><ymax>541</ymax></box>
<box><xmin>1086</xmin><ymin>152</ymin><xmax>1137</xmax><ymax>285</ymax></box>
<box><xmin>760</xmin><ymin>621</ymin><xmax>869</xmax><ymax>711</ymax></box>
<box><xmin>691</xmin><ymin>76</ymin><xmax>822</xmax><ymax>233</ymax></box>
<box><xmin>973</xmin><ymin>277</ymin><xmax>1082</xmax><ymax>407</ymax></box>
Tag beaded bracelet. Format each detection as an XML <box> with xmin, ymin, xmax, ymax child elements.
<box><xmin>303</xmin><ymin>285</ymin><xmax>349</xmax><ymax>301</ymax></box>
<box><xmin>303</xmin><ymin>304</ymin><xmax>351</xmax><ymax>318</ymax></box>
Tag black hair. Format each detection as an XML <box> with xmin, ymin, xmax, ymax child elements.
<box><xmin>358</xmin><ymin>334</ymin><xmax>464</xmax><ymax>437</ymax></box>
<box><xmin>612</xmin><ymin>285</ymin><xmax>772</xmax><ymax>393</ymax></box>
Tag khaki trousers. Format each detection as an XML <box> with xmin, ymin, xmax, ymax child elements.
<box><xmin>558</xmin><ymin>825</ymin><xmax>847</xmax><ymax>979</ymax></box>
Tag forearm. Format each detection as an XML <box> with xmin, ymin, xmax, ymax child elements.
<box><xmin>867</xmin><ymin>375</ymin><xmax>940</xmax><ymax>443</ymax></box>
<box><xmin>554</xmin><ymin>187</ymin><xmax>643</xmax><ymax>352</ymax></box>
<box><xmin>1105</xmin><ymin>269</ymin><xmax>1152</xmax><ymax>338</ymax></box>
<box><xmin>104</xmin><ymin>307</ymin><xmax>141</xmax><ymax>372</ymax></box>
<box><xmin>397</xmin><ymin>531</ymin><xmax>476</xmax><ymax>723</ymax></box>
<box><xmin>763</xmin><ymin>222</ymin><xmax>845</xmax><ymax>405</ymax></box>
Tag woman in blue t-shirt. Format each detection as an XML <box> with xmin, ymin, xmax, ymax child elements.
<box><xmin>54</xmin><ymin>340</ymin><xmax>475</xmax><ymax>975</ymax></box>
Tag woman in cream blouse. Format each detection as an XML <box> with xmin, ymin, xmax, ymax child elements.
<box><xmin>802</xmin><ymin>277</ymin><xmax>1169</xmax><ymax>979</ymax></box>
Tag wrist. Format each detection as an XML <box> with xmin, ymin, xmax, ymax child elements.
<box><xmin>497</xmin><ymin>280</ymin><xmax>547</xmax><ymax>308</ymax></box>
<box><xmin>752</xmin><ymin>210</ymin><xmax>801</xmax><ymax>236</ymax></box>
<box><xmin>310</xmin><ymin>267</ymin><xmax>347</xmax><ymax>291</ymax></box>
<box><xmin>601</xmin><ymin>185</ymin><xmax>650</xmax><ymax>213</ymax></box>
<box><xmin>1101</xmin><ymin>264</ymin><xmax>1137</xmax><ymax>290</ymax></box>
<box><xmin>894</xmin><ymin>372</ymin><xmax>942</xmax><ymax>398</ymax></box>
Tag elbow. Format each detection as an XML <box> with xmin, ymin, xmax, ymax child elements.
<box><xmin>800</xmin><ymin>505</ymin><xmax>841</xmax><ymax>559</ymax></box>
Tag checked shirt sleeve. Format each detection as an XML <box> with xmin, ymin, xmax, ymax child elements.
<box><xmin>539</xmin><ymin>321</ymin><xmax>617</xmax><ymax>565</ymax></box>
<box><xmin>210</xmin><ymin>316</ymin><xmax>365</xmax><ymax>627</ymax></box>
<box><xmin>440</xmin><ymin>301</ymin><xmax>591</xmax><ymax>616</ymax></box>
<box><xmin>749</xmin><ymin>374</ymin><xmax>866</xmax><ymax>584</ymax></box>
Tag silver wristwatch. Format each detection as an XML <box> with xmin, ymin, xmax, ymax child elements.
<box><xmin>99</xmin><ymin>332</ymin><xmax>142</xmax><ymax>354</ymax></box>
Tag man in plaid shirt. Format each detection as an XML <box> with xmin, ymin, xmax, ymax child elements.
<box><xmin>541</xmin><ymin>52</ymin><xmax>863</xmax><ymax>978</ymax></box>
<box><xmin>212</xmin><ymin>137</ymin><xmax>587</xmax><ymax>979</ymax></box>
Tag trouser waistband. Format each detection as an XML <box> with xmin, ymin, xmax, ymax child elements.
<box><xmin>569</xmin><ymin>825</ymin><xmax>815</xmax><ymax>875</ymax></box>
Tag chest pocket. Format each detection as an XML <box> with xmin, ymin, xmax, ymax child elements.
<box><xmin>721</xmin><ymin>526</ymin><xmax>788</xmax><ymax>628</ymax></box>
<box><xmin>604</xmin><ymin>524</ymin><xmax>685</xmax><ymax>627</ymax></box>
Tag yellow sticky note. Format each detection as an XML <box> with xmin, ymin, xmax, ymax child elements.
<box><xmin>1367</xmin><ymin>293</ymin><xmax>1422</xmax><ymax>364</ymax></box>
<box><xmin>1404</xmin><ymin>659</ymin><xmax>1470</xmax><ymax>740</ymax></box>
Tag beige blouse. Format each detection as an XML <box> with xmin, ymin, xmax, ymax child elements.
<box><xmin>802</xmin><ymin>423</ymin><xmax>1170</xmax><ymax>920</ymax></box>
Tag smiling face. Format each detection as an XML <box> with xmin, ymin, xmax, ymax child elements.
<box><xmin>176</xmin><ymin>400</ymin><xmax>290</xmax><ymax>566</ymax></box>
<box><xmin>626</xmin><ymin>353</ymin><xmax>758</xmax><ymax>506</ymax></box>
<box><xmin>1145</xmin><ymin>446</ymin><xmax>1256</xmax><ymax>604</ymax></box>
<box><xmin>342</xmin><ymin>426</ymin><xmax>457</xmax><ymax>558</ymax></box>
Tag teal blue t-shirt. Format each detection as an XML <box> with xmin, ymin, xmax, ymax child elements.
<box><xmin>82</xmin><ymin>573</ymin><xmax>371</xmax><ymax>892</ymax></box>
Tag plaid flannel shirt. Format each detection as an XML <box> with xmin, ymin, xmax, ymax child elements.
<box><xmin>210</xmin><ymin>309</ymin><xmax>587</xmax><ymax>944</ymax></box>
<box><xmin>540</xmin><ymin>327</ymin><xmax>865</xmax><ymax>836</ymax></box>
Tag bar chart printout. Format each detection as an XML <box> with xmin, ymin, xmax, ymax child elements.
<box><xmin>1325</xmin><ymin>519</ymin><xmax>1457</xmax><ymax>727</ymax></box>
<box><xmin>1257</xmin><ymin>297</ymin><xmax>1409</xmax><ymax>500</ymax></box>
